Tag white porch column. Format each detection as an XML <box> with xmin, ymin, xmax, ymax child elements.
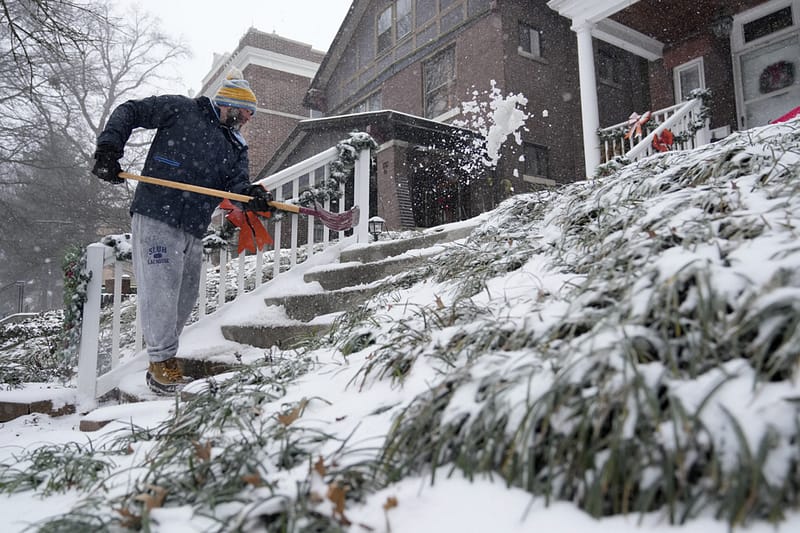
<box><xmin>574</xmin><ymin>21</ymin><xmax>601</xmax><ymax>177</ymax></box>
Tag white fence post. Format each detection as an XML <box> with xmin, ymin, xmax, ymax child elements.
<box><xmin>218</xmin><ymin>247</ymin><xmax>228</xmax><ymax>308</ymax></box>
<box><xmin>199</xmin><ymin>261</ymin><xmax>208</xmax><ymax>318</ymax></box>
<box><xmin>76</xmin><ymin>243</ymin><xmax>106</xmax><ymax>405</ymax></box>
<box><xmin>354</xmin><ymin>148</ymin><xmax>370</xmax><ymax>243</ymax></box>
<box><xmin>237</xmin><ymin>252</ymin><xmax>246</xmax><ymax>297</ymax></box>
<box><xmin>111</xmin><ymin>262</ymin><xmax>123</xmax><ymax>368</ymax></box>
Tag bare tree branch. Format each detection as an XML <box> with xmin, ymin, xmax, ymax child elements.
<box><xmin>0</xmin><ymin>1</ymin><xmax>191</xmax><ymax>311</ymax></box>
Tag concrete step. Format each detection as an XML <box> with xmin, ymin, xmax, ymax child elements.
<box><xmin>94</xmin><ymin>356</ymin><xmax>235</xmax><ymax>406</ymax></box>
<box><xmin>340</xmin><ymin>221</ymin><xmax>477</xmax><ymax>264</ymax></box>
<box><xmin>0</xmin><ymin>384</ymin><xmax>77</xmax><ymax>423</ymax></box>
<box><xmin>263</xmin><ymin>285</ymin><xmax>381</xmax><ymax>322</ymax></box>
<box><xmin>303</xmin><ymin>253</ymin><xmax>432</xmax><ymax>291</ymax></box>
<box><xmin>220</xmin><ymin>322</ymin><xmax>331</xmax><ymax>349</ymax></box>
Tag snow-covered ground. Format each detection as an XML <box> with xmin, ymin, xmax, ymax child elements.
<box><xmin>1</xmin><ymin>119</ymin><xmax>799</xmax><ymax>532</ymax></box>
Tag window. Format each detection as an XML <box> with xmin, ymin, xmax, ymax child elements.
<box><xmin>423</xmin><ymin>47</ymin><xmax>455</xmax><ymax>118</ymax></box>
<box><xmin>673</xmin><ymin>57</ymin><xmax>705</xmax><ymax>102</ymax></box>
<box><xmin>744</xmin><ymin>6</ymin><xmax>793</xmax><ymax>43</ymax></box>
<box><xmin>378</xmin><ymin>6</ymin><xmax>393</xmax><ymax>54</ymax></box>
<box><xmin>416</xmin><ymin>0</ymin><xmax>437</xmax><ymax>26</ymax></box>
<box><xmin>377</xmin><ymin>0</ymin><xmax>413</xmax><ymax>55</ymax></box>
<box><xmin>523</xmin><ymin>143</ymin><xmax>549</xmax><ymax>180</ymax></box>
<box><xmin>597</xmin><ymin>50</ymin><xmax>622</xmax><ymax>86</ymax></box>
<box><xmin>397</xmin><ymin>0</ymin><xmax>412</xmax><ymax>39</ymax></box>
<box><xmin>518</xmin><ymin>23</ymin><xmax>542</xmax><ymax>58</ymax></box>
<box><xmin>351</xmin><ymin>92</ymin><xmax>382</xmax><ymax>114</ymax></box>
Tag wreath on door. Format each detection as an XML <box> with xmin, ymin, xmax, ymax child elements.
<box><xmin>759</xmin><ymin>60</ymin><xmax>795</xmax><ymax>94</ymax></box>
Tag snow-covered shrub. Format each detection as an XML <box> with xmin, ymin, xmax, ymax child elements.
<box><xmin>372</xmin><ymin>119</ymin><xmax>800</xmax><ymax>526</ymax></box>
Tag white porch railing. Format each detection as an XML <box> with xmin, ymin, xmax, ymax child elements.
<box><xmin>598</xmin><ymin>96</ymin><xmax>710</xmax><ymax>165</ymax></box>
<box><xmin>75</xmin><ymin>146</ymin><xmax>371</xmax><ymax>406</ymax></box>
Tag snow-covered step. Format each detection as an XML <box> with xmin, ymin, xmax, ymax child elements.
<box><xmin>263</xmin><ymin>285</ymin><xmax>381</xmax><ymax>322</ymax></box>
<box><xmin>339</xmin><ymin>219</ymin><xmax>478</xmax><ymax>264</ymax></box>
<box><xmin>0</xmin><ymin>384</ymin><xmax>77</xmax><ymax>423</ymax></box>
<box><xmin>220</xmin><ymin>322</ymin><xmax>333</xmax><ymax>349</ymax></box>
<box><xmin>303</xmin><ymin>251</ymin><xmax>436</xmax><ymax>291</ymax></box>
<box><xmin>79</xmin><ymin>399</ymin><xmax>176</xmax><ymax>432</ymax></box>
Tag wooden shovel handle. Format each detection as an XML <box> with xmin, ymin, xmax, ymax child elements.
<box><xmin>118</xmin><ymin>172</ymin><xmax>301</xmax><ymax>214</ymax></box>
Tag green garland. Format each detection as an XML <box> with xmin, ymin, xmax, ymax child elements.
<box><xmin>203</xmin><ymin>219</ymin><xmax>236</xmax><ymax>254</ymax></box>
<box><xmin>61</xmin><ymin>246</ymin><xmax>89</xmax><ymax>333</ymax></box>
<box><xmin>596</xmin><ymin>89</ymin><xmax>712</xmax><ymax>145</ymax></box>
<box><xmin>59</xmin><ymin>245</ymin><xmax>90</xmax><ymax>365</ymax></box>
<box><xmin>594</xmin><ymin>89</ymin><xmax>713</xmax><ymax>178</ymax></box>
<box><xmin>200</xmin><ymin>132</ymin><xmax>377</xmax><ymax>240</ymax></box>
<box><xmin>59</xmin><ymin>234</ymin><xmax>134</xmax><ymax>364</ymax></box>
<box><xmin>100</xmin><ymin>233</ymin><xmax>132</xmax><ymax>261</ymax></box>
<box><xmin>297</xmin><ymin>131</ymin><xmax>377</xmax><ymax>207</ymax></box>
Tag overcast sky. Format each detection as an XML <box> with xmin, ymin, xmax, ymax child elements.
<box><xmin>116</xmin><ymin>0</ymin><xmax>353</xmax><ymax>95</ymax></box>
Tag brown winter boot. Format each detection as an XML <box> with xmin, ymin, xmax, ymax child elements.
<box><xmin>146</xmin><ymin>357</ymin><xmax>193</xmax><ymax>395</ymax></box>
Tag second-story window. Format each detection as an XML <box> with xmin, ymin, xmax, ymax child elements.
<box><xmin>423</xmin><ymin>47</ymin><xmax>455</xmax><ymax>118</ymax></box>
<box><xmin>377</xmin><ymin>0</ymin><xmax>413</xmax><ymax>55</ymax></box>
<box><xmin>518</xmin><ymin>23</ymin><xmax>542</xmax><ymax>59</ymax></box>
<box><xmin>397</xmin><ymin>0</ymin><xmax>412</xmax><ymax>39</ymax></box>
<box><xmin>378</xmin><ymin>6</ymin><xmax>393</xmax><ymax>54</ymax></box>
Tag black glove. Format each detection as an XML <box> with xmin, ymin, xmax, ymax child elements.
<box><xmin>92</xmin><ymin>144</ymin><xmax>124</xmax><ymax>184</ymax></box>
<box><xmin>244</xmin><ymin>185</ymin><xmax>275</xmax><ymax>212</ymax></box>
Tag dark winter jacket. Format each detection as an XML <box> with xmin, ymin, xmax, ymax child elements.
<box><xmin>97</xmin><ymin>95</ymin><xmax>251</xmax><ymax>238</ymax></box>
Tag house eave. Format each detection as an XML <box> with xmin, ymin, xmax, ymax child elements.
<box><xmin>547</xmin><ymin>0</ymin><xmax>642</xmax><ymax>24</ymax></box>
<box><xmin>592</xmin><ymin>18</ymin><xmax>663</xmax><ymax>60</ymax></box>
<box><xmin>302</xmin><ymin>1</ymin><xmax>365</xmax><ymax>110</ymax></box>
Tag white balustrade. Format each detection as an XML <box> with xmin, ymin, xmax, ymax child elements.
<box><xmin>599</xmin><ymin>96</ymin><xmax>709</xmax><ymax>166</ymax></box>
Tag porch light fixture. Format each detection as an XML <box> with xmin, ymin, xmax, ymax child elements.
<box><xmin>711</xmin><ymin>10</ymin><xmax>734</xmax><ymax>38</ymax></box>
<box><xmin>368</xmin><ymin>216</ymin><xmax>386</xmax><ymax>240</ymax></box>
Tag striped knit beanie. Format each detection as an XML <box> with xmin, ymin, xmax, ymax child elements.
<box><xmin>214</xmin><ymin>68</ymin><xmax>257</xmax><ymax>114</ymax></box>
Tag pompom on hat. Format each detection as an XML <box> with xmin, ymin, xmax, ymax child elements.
<box><xmin>214</xmin><ymin>68</ymin><xmax>257</xmax><ymax>114</ymax></box>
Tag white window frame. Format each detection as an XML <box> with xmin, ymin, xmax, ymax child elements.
<box><xmin>377</xmin><ymin>0</ymin><xmax>414</xmax><ymax>55</ymax></box>
<box><xmin>518</xmin><ymin>23</ymin><xmax>542</xmax><ymax>60</ymax></box>
<box><xmin>731</xmin><ymin>0</ymin><xmax>800</xmax><ymax>128</ymax></box>
<box><xmin>423</xmin><ymin>47</ymin><xmax>456</xmax><ymax>119</ymax></box>
<box><xmin>522</xmin><ymin>142</ymin><xmax>552</xmax><ymax>185</ymax></box>
<box><xmin>673</xmin><ymin>57</ymin><xmax>706</xmax><ymax>103</ymax></box>
<box><xmin>377</xmin><ymin>5</ymin><xmax>393</xmax><ymax>55</ymax></box>
<box><xmin>731</xmin><ymin>0</ymin><xmax>799</xmax><ymax>50</ymax></box>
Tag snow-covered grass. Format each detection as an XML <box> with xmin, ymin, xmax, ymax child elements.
<box><xmin>1</xmin><ymin>119</ymin><xmax>799</xmax><ymax>532</ymax></box>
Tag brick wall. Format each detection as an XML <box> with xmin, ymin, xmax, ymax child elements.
<box><xmin>240</xmin><ymin>30</ymin><xmax>326</xmax><ymax>63</ymax></box>
<box><xmin>650</xmin><ymin>34</ymin><xmax>739</xmax><ymax>132</ymax></box>
<box><xmin>243</xmin><ymin>65</ymin><xmax>315</xmax><ymax>172</ymax></box>
<box><xmin>199</xmin><ymin>29</ymin><xmax>323</xmax><ymax>178</ymax></box>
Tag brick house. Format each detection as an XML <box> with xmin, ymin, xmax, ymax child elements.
<box><xmin>269</xmin><ymin>0</ymin><xmax>585</xmax><ymax>230</ymax></box>
<box><xmin>209</xmin><ymin>0</ymin><xmax>799</xmax><ymax>231</ymax></box>
<box><xmin>550</xmin><ymin>0</ymin><xmax>800</xmax><ymax>174</ymax></box>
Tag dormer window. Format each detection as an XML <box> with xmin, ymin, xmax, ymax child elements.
<box><xmin>377</xmin><ymin>0</ymin><xmax>413</xmax><ymax>55</ymax></box>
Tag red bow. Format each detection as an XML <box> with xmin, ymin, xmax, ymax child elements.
<box><xmin>219</xmin><ymin>199</ymin><xmax>274</xmax><ymax>254</ymax></box>
<box><xmin>625</xmin><ymin>111</ymin><xmax>652</xmax><ymax>140</ymax></box>
<box><xmin>651</xmin><ymin>129</ymin><xmax>674</xmax><ymax>152</ymax></box>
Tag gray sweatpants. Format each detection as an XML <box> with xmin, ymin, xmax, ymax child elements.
<box><xmin>132</xmin><ymin>213</ymin><xmax>204</xmax><ymax>363</ymax></box>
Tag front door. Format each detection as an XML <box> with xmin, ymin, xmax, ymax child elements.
<box><xmin>732</xmin><ymin>0</ymin><xmax>800</xmax><ymax>128</ymax></box>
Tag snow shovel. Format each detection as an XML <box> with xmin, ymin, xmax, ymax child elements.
<box><xmin>118</xmin><ymin>172</ymin><xmax>360</xmax><ymax>232</ymax></box>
